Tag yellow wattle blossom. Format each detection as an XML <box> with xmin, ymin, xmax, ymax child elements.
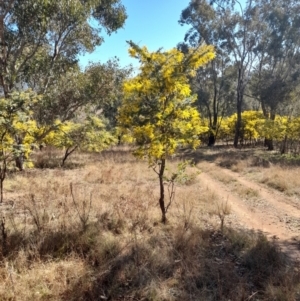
<box><xmin>118</xmin><ymin>42</ymin><xmax>215</xmax><ymax>162</ymax></box>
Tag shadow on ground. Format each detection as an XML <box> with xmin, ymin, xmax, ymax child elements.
<box><xmin>179</xmin><ymin>145</ymin><xmax>300</xmax><ymax>168</ymax></box>
<box><xmin>52</xmin><ymin>223</ymin><xmax>300</xmax><ymax>301</ymax></box>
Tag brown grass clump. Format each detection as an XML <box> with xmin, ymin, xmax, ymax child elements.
<box><xmin>209</xmin><ymin>170</ymin><xmax>236</xmax><ymax>184</ymax></box>
<box><xmin>0</xmin><ymin>147</ymin><xmax>299</xmax><ymax>300</ymax></box>
<box><xmin>236</xmin><ymin>186</ymin><xmax>260</xmax><ymax>199</ymax></box>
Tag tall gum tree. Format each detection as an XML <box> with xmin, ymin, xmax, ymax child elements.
<box><xmin>118</xmin><ymin>41</ymin><xmax>215</xmax><ymax>223</ymax></box>
<box><xmin>179</xmin><ymin>1</ymin><xmax>235</xmax><ymax>146</ymax></box>
<box><xmin>0</xmin><ymin>0</ymin><xmax>127</xmax><ymax>97</ymax></box>
<box><xmin>180</xmin><ymin>0</ymin><xmax>260</xmax><ymax>147</ymax></box>
<box><xmin>250</xmin><ymin>0</ymin><xmax>300</xmax><ymax>151</ymax></box>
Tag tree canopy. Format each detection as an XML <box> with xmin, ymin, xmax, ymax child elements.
<box><xmin>0</xmin><ymin>0</ymin><xmax>127</xmax><ymax>97</ymax></box>
<box><xmin>180</xmin><ymin>0</ymin><xmax>300</xmax><ymax>147</ymax></box>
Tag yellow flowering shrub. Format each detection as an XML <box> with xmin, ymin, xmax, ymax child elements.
<box><xmin>118</xmin><ymin>42</ymin><xmax>214</xmax><ymax>162</ymax></box>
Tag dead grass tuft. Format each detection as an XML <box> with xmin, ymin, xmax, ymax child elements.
<box><xmin>209</xmin><ymin>169</ymin><xmax>236</xmax><ymax>184</ymax></box>
<box><xmin>236</xmin><ymin>186</ymin><xmax>260</xmax><ymax>199</ymax></box>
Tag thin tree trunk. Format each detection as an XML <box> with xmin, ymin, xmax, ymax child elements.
<box><xmin>0</xmin><ymin>14</ymin><xmax>9</xmax><ymax>98</ymax></box>
<box><xmin>265</xmin><ymin>112</ymin><xmax>276</xmax><ymax>151</ymax></box>
<box><xmin>0</xmin><ymin>177</ymin><xmax>3</xmax><ymax>203</ymax></box>
<box><xmin>0</xmin><ymin>161</ymin><xmax>6</xmax><ymax>203</ymax></box>
<box><xmin>61</xmin><ymin>146</ymin><xmax>78</xmax><ymax>167</ymax></box>
<box><xmin>234</xmin><ymin>99</ymin><xmax>243</xmax><ymax>147</ymax></box>
<box><xmin>234</xmin><ymin>68</ymin><xmax>244</xmax><ymax>148</ymax></box>
<box><xmin>14</xmin><ymin>136</ymin><xmax>24</xmax><ymax>171</ymax></box>
<box><xmin>158</xmin><ymin>158</ymin><xmax>166</xmax><ymax>224</ymax></box>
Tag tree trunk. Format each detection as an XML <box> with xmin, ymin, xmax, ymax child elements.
<box><xmin>280</xmin><ymin>135</ymin><xmax>288</xmax><ymax>154</ymax></box>
<box><xmin>0</xmin><ymin>14</ymin><xmax>10</xmax><ymax>98</ymax></box>
<box><xmin>0</xmin><ymin>161</ymin><xmax>6</xmax><ymax>203</ymax></box>
<box><xmin>14</xmin><ymin>136</ymin><xmax>24</xmax><ymax>171</ymax></box>
<box><xmin>158</xmin><ymin>158</ymin><xmax>166</xmax><ymax>224</ymax></box>
<box><xmin>208</xmin><ymin>132</ymin><xmax>216</xmax><ymax>146</ymax></box>
<box><xmin>234</xmin><ymin>99</ymin><xmax>243</xmax><ymax>148</ymax></box>
<box><xmin>15</xmin><ymin>156</ymin><xmax>24</xmax><ymax>171</ymax></box>
<box><xmin>265</xmin><ymin>112</ymin><xmax>276</xmax><ymax>151</ymax></box>
<box><xmin>61</xmin><ymin>146</ymin><xmax>78</xmax><ymax>167</ymax></box>
<box><xmin>208</xmin><ymin>110</ymin><xmax>218</xmax><ymax>146</ymax></box>
<box><xmin>264</xmin><ymin>138</ymin><xmax>274</xmax><ymax>151</ymax></box>
<box><xmin>208</xmin><ymin>81</ymin><xmax>219</xmax><ymax>146</ymax></box>
<box><xmin>234</xmin><ymin>69</ymin><xmax>244</xmax><ymax>148</ymax></box>
<box><xmin>0</xmin><ymin>177</ymin><xmax>3</xmax><ymax>203</ymax></box>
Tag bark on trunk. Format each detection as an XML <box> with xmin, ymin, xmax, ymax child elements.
<box><xmin>264</xmin><ymin>111</ymin><xmax>276</xmax><ymax>151</ymax></box>
<box><xmin>14</xmin><ymin>136</ymin><xmax>24</xmax><ymax>171</ymax></box>
<box><xmin>158</xmin><ymin>158</ymin><xmax>166</xmax><ymax>224</ymax></box>
<box><xmin>208</xmin><ymin>111</ymin><xmax>218</xmax><ymax>146</ymax></box>
<box><xmin>234</xmin><ymin>68</ymin><xmax>244</xmax><ymax>148</ymax></box>
<box><xmin>234</xmin><ymin>99</ymin><xmax>243</xmax><ymax>148</ymax></box>
<box><xmin>0</xmin><ymin>160</ymin><xmax>6</xmax><ymax>203</ymax></box>
<box><xmin>0</xmin><ymin>177</ymin><xmax>3</xmax><ymax>203</ymax></box>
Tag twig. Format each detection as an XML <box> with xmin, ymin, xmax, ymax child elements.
<box><xmin>247</xmin><ymin>291</ymin><xmax>258</xmax><ymax>300</ymax></box>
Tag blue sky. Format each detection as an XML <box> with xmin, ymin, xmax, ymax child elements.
<box><xmin>79</xmin><ymin>0</ymin><xmax>191</xmax><ymax>70</ymax></box>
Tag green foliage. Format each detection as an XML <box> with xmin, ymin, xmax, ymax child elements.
<box><xmin>180</xmin><ymin>0</ymin><xmax>261</xmax><ymax>147</ymax></box>
<box><xmin>83</xmin><ymin>59</ymin><xmax>132</xmax><ymax>130</ymax></box>
<box><xmin>250</xmin><ymin>0</ymin><xmax>300</xmax><ymax>121</ymax></box>
<box><xmin>0</xmin><ymin>0</ymin><xmax>127</xmax><ymax>121</ymax></box>
<box><xmin>34</xmin><ymin>59</ymin><xmax>129</xmax><ymax>132</ymax></box>
<box><xmin>164</xmin><ymin>160</ymin><xmax>199</xmax><ymax>185</ymax></box>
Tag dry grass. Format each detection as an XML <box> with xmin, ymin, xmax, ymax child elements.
<box><xmin>193</xmin><ymin>147</ymin><xmax>300</xmax><ymax>197</ymax></box>
<box><xmin>0</xmin><ymin>147</ymin><xmax>299</xmax><ymax>300</ymax></box>
<box><xmin>235</xmin><ymin>186</ymin><xmax>260</xmax><ymax>199</ymax></box>
<box><xmin>0</xmin><ymin>255</ymin><xmax>87</xmax><ymax>300</ymax></box>
<box><xmin>209</xmin><ymin>170</ymin><xmax>236</xmax><ymax>184</ymax></box>
<box><xmin>259</xmin><ymin>166</ymin><xmax>300</xmax><ymax>196</ymax></box>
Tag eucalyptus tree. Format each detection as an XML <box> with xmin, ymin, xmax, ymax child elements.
<box><xmin>196</xmin><ymin>62</ymin><xmax>236</xmax><ymax>145</ymax></box>
<box><xmin>179</xmin><ymin>1</ymin><xmax>235</xmax><ymax>145</ymax></box>
<box><xmin>180</xmin><ymin>53</ymin><xmax>235</xmax><ymax>145</ymax></box>
<box><xmin>180</xmin><ymin>0</ymin><xmax>260</xmax><ymax>147</ymax></box>
<box><xmin>0</xmin><ymin>0</ymin><xmax>127</xmax><ymax>106</ymax></box>
<box><xmin>0</xmin><ymin>0</ymin><xmax>127</xmax><ymax>96</ymax></box>
<box><xmin>0</xmin><ymin>0</ymin><xmax>127</xmax><ymax>169</ymax></box>
<box><xmin>34</xmin><ymin>59</ymin><xmax>130</xmax><ymax>128</ymax></box>
<box><xmin>83</xmin><ymin>59</ymin><xmax>132</xmax><ymax>131</ymax></box>
<box><xmin>250</xmin><ymin>0</ymin><xmax>300</xmax><ymax>150</ymax></box>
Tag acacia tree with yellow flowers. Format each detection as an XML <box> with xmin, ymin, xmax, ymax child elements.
<box><xmin>118</xmin><ymin>41</ymin><xmax>215</xmax><ymax>223</ymax></box>
<box><xmin>0</xmin><ymin>90</ymin><xmax>39</xmax><ymax>202</ymax></box>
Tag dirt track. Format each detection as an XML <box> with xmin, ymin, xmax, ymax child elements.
<box><xmin>197</xmin><ymin>161</ymin><xmax>300</xmax><ymax>262</ymax></box>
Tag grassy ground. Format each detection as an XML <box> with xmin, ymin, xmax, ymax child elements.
<box><xmin>184</xmin><ymin>146</ymin><xmax>300</xmax><ymax>198</ymax></box>
<box><xmin>0</xmin><ymin>146</ymin><xmax>299</xmax><ymax>300</ymax></box>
